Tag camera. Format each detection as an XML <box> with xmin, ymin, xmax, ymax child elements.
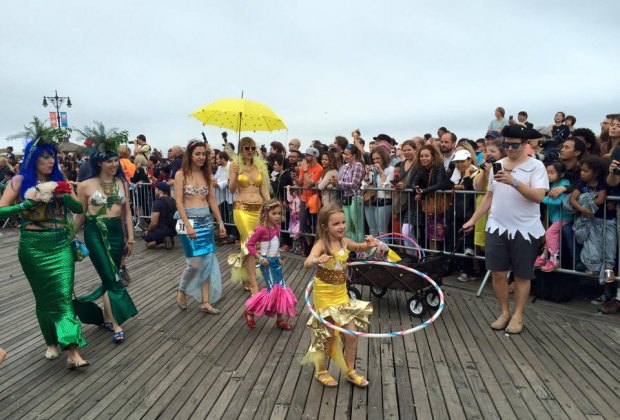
<box><xmin>614</xmin><ymin>167</ymin><xmax>620</xmax><ymax>176</ymax></box>
<box><xmin>127</xmin><ymin>141</ymin><xmax>134</xmax><ymax>144</ymax></box>
<box><xmin>485</xmin><ymin>157</ymin><xmax>496</xmax><ymax>164</ymax></box>
<box><xmin>539</xmin><ymin>127</ymin><xmax>570</xmax><ymax>148</ymax></box>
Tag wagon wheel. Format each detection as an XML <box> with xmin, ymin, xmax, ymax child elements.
<box><xmin>425</xmin><ymin>291</ymin><xmax>441</xmax><ymax>309</ymax></box>
<box><xmin>370</xmin><ymin>285</ymin><xmax>388</xmax><ymax>298</ymax></box>
<box><xmin>347</xmin><ymin>285</ymin><xmax>361</xmax><ymax>300</ymax></box>
<box><xmin>407</xmin><ymin>296</ymin><xmax>427</xmax><ymax>318</ymax></box>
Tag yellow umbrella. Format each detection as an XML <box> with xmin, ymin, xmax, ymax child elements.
<box><xmin>189</xmin><ymin>98</ymin><xmax>287</xmax><ymax>135</ymax></box>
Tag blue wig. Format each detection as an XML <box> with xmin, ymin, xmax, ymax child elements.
<box><xmin>18</xmin><ymin>141</ymin><xmax>65</xmax><ymax>199</ymax></box>
<box><xmin>87</xmin><ymin>150</ymin><xmax>127</xmax><ymax>182</ymax></box>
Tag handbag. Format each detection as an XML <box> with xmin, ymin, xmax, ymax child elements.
<box><xmin>422</xmin><ymin>169</ymin><xmax>453</xmax><ymax>215</ymax></box>
<box><xmin>393</xmin><ymin>163</ymin><xmax>415</xmax><ymax>214</ymax></box>
<box><xmin>423</xmin><ymin>192</ymin><xmax>453</xmax><ymax>215</ymax></box>
<box><xmin>71</xmin><ymin>239</ymin><xmax>89</xmax><ymax>262</ymax></box>
<box><xmin>363</xmin><ymin>188</ymin><xmax>376</xmax><ymax>203</ymax></box>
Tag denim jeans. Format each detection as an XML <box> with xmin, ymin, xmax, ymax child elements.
<box><xmin>364</xmin><ymin>204</ymin><xmax>392</xmax><ymax>237</ymax></box>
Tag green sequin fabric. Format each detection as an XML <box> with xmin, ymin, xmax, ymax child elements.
<box><xmin>19</xmin><ymin>228</ymin><xmax>86</xmax><ymax>349</ymax></box>
<box><xmin>78</xmin><ymin>216</ymin><xmax>137</xmax><ymax>325</ymax></box>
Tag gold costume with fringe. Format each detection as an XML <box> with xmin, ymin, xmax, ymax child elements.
<box><xmin>303</xmin><ymin>248</ymin><xmax>372</xmax><ymax>372</ymax></box>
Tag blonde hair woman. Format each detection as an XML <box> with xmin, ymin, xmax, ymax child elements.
<box><xmin>228</xmin><ymin>137</ymin><xmax>271</xmax><ymax>293</ymax></box>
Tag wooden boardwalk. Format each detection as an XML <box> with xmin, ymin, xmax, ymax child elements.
<box><xmin>0</xmin><ymin>228</ymin><xmax>619</xmax><ymax>420</ymax></box>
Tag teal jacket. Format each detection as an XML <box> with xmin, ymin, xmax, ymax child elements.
<box><xmin>542</xmin><ymin>179</ymin><xmax>573</xmax><ymax>222</ymax></box>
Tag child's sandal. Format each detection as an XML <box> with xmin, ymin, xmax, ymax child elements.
<box><xmin>276</xmin><ymin>319</ymin><xmax>292</xmax><ymax>330</ymax></box>
<box><xmin>315</xmin><ymin>370</ymin><xmax>338</xmax><ymax>387</ymax></box>
<box><xmin>344</xmin><ymin>369</ymin><xmax>369</xmax><ymax>388</ymax></box>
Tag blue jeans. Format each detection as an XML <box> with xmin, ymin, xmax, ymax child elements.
<box><xmin>364</xmin><ymin>203</ymin><xmax>392</xmax><ymax>237</ymax></box>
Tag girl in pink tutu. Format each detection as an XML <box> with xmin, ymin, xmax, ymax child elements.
<box><xmin>244</xmin><ymin>199</ymin><xmax>298</xmax><ymax>330</ymax></box>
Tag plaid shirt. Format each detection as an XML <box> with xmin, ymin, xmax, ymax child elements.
<box><xmin>339</xmin><ymin>161</ymin><xmax>364</xmax><ymax>197</ymax></box>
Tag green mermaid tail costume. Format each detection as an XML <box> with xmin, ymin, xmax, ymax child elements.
<box><xmin>77</xmin><ymin>216</ymin><xmax>137</xmax><ymax>325</ymax></box>
<box><xmin>0</xmin><ymin>197</ymin><xmax>87</xmax><ymax>350</ymax></box>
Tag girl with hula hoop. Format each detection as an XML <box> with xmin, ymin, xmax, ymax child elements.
<box><xmin>303</xmin><ymin>204</ymin><xmax>377</xmax><ymax>388</ymax></box>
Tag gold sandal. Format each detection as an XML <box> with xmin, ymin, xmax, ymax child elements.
<box><xmin>315</xmin><ymin>370</ymin><xmax>338</xmax><ymax>387</ymax></box>
<box><xmin>344</xmin><ymin>369</ymin><xmax>369</xmax><ymax>388</ymax></box>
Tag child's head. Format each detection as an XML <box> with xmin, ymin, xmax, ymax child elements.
<box><xmin>546</xmin><ymin>161</ymin><xmax>566</xmax><ymax>183</ymax></box>
<box><xmin>260</xmin><ymin>199</ymin><xmax>283</xmax><ymax>227</ymax></box>
<box><xmin>317</xmin><ymin>204</ymin><xmax>346</xmax><ymax>242</ymax></box>
<box><xmin>579</xmin><ymin>156</ymin><xmax>607</xmax><ymax>183</ymax></box>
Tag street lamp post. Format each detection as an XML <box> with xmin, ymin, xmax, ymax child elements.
<box><xmin>42</xmin><ymin>90</ymin><xmax>72</xmax><ymax>128</ymax></box>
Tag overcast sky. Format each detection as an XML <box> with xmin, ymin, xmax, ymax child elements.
<box><xmin>1</xmin><ymin>0</ymin><xmax>619</xmax><ymax>152</ymax></box>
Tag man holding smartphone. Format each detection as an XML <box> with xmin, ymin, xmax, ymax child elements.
<box><xmin>463</xmin><ymin>125</ymin><xmax>548</xmax><ymax>334</ymax></box>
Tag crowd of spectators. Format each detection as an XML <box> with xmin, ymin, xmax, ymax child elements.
<box><xmin>2</xmin><ymin>110</ymin><xmax>620</xmax><ymax>313</ymax></box>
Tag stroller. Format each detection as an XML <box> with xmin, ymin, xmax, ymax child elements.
<box><xmin>347</xmin><ymin>233</ymin><xmax>464</xmax><ymax>317</ymax></box>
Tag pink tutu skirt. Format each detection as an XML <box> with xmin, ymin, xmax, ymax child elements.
<box><xmin>245</xmin><ymin>285</ymin><xmax>298</xmax><ymax>318</ymax></box>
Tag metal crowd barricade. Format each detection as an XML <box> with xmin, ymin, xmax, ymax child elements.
<box><xmin>218</xmin><ymin>181</ymin><xmax>620</xmax><ymax>292</ymax></box>
<box><xmin>130</xmin><ymin>182</ymin><xmax>155</xmax><ymax>230</ymax></box>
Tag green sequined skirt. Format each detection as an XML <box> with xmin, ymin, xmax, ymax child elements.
<box><xmin>18</xmin><ymin>228</ymin><xmax>86</xmax><ymax>349</ymax></box>
<box><xmin>79</xmin><ymin>216</ymin><xmax>138</xmax><ymax>325</ymax></box>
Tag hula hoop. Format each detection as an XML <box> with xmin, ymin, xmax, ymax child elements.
<box><xmin>375</xmin><ymin>232</ymin><xmax>425</xmax><ymax>260</ymax></box>
<box><xmin>304</xmin><ymin>260</ymin><xmax>444</xmax><ymax>338</ymax></box>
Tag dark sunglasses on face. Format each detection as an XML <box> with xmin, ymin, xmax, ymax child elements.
<box><xmin>244</xmin><ymin>146</ymin><xmax>257</xmax><ymax>151</ymax></box>
<box><xmin>501</xmin><ymin>141</ymin><xmax>522</xmax><ymax>150</ymax></box>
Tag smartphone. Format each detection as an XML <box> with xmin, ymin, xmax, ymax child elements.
<box><xmin>492</xmin><ymin>162</ymin><xmax>503</xmax><ymax>174</ymax></box>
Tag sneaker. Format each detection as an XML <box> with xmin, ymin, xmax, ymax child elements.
<box><xmin>164</xmin><ymin>236</ymin><xmax>173</xmax><ymax>250</ymax></box>
<box><xmin>534</xmin><ymin>255</ymin><xmax>547</xmax><ymax>267</ymax></box>
<box><xmin>457</xmin><ymin>273</ymin><xmax>476</xmax><ymax>282</ymax></box>
<box><xmin>591</xmin><ymin>293</ymin><xmax>612</xmax><ymax>306</ymax></box>
<box><xmin>541</xmin><ymin>260</ymin><xmax>559</xmax><ymax>273</ymax></box>
<box><xmin>600</xmin><ymin>299</ymin><xmax>620</xmax><ymax>314</ymax></box>
<box><xmin>464</xmin><ymin>248</ymin><xmax>475</xmax><ymax>256</ymax></box>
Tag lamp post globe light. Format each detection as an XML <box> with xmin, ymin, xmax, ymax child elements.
<box><xmin>42</xmin><ymin>90</ymin><xmax>72</xmax><ymax>128</ymax></box>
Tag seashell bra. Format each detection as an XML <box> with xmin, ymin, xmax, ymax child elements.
<box><xmin>183</xmin><ymin>184</ymin><xmax>209</xmax><ymax>196</ymax></box>
<box><xmin>91</xmin><ymin>188</ymin><xmax>126</xmax><ymax>206</ymax></box>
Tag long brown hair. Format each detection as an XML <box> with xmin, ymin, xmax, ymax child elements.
<box><xmin>418</xmin><ymin>144</ymin><xmax>444</xmax><ymax>169</ymax></box>
<box><xmin>316</xmin><ymin>204</ymin><xmax>345</xmax><ymax>257</ymax></box>
<box><xmin>181</xmin><ymin>140</ymin><xmax>212</xmax><ymax>186</ymax></box>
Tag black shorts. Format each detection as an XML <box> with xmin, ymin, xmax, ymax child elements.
<box><xmin>485</xmin><ymin>230</ymin><xmax>540</xmax><ymax>280</ymax></box>
<box><xmin>143</xmin><ymin>228</ymin><xmax>173</xmax><ymax>244</ymax></box>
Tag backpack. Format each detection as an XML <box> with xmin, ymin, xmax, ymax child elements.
<box><xmin>531</xmin><ymin>270</ymin><xmax>579</xmax><ymax>303</ymax></box>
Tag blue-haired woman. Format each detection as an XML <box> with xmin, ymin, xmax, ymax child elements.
<box><xmin>0</xmin><ymin>118</ymin><xmax>89</xmax><ymax>368</ymax></box>
<box><xmin>73</xmin><ymin>124</ymin><xmax>138</xmax><ymax>344</ymax></box>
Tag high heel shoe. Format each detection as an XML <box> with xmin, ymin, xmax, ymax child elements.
<box><xmin>112</xmin><ymin>331</ymin><xmax>125</xmax><ymax>344</ymax></box>
<box><xmin>244</xmin><ymin>310</ymin><xmax>256</xmax><ymax>329</ymax></box>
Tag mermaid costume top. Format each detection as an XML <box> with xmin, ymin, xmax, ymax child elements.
<box><xmin>237</xmin><ymin>172</ymin><xmax>262</xmax><ymax>188</ymax></box>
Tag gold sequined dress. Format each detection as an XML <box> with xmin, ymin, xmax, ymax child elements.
<box><xmin>303</xmin><ymin>248</ymin><xmax>372</xmax><ymax>371</ymax></box>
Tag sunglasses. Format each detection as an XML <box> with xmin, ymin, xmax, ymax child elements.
<box><xmin>243</xmin><ymin>146</ymin><xmax>257</xmax><ymax>151</ymax></box>
<box><xmin>501</xmin><ymin>141</ymin><xmax>522</xmax><ymax>150</ymax></box>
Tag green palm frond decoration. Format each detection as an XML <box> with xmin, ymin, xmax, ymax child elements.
<box><xmin>6</xmin><ymin>116</ymin><xmax>70</xmax><ymax>146</ymax></box>
<box><xmin>75</xmin><ymin>121</ymin><xmax>128</xmax><ymax>155</ymax></box>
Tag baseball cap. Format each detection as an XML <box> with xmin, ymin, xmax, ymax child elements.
<box><xmin>485</xmin><ymin>130</ymin><xmax>502</xmax><ymax>139</ymax></box>
<box><xmin>373</xmin><ymin>133</ymin><xmax>397</xmax><ymax>145</ymax></box>
<box><xmin>304</xmin><ymin>147</ymin><xmax>319</xmax><ymax>157</ymax></box>
<box><xmin>453</xmin><ymin>149</ymin><xmax>471</xmax><ymax>162</ymax></box>
<box><xmin>155</xmin><ymin>182</ymin><xmax>170</xmax><ymax>194</ymax></box>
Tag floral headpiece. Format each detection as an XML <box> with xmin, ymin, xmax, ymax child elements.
<box><xmin>6</xmin><ymin>117</ymin><xmax>70</xmax><ymax>166</ymax></box>
<box><xmin>76</xmin><ymin>122</ymin><xmax>128</xmax><ymax>158</ymax></box>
